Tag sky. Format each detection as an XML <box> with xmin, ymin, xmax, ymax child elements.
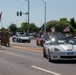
<box><xmin>0</xmin><ymin>0</ymin><xmax>76</xmax><ymax>28</ymax></box>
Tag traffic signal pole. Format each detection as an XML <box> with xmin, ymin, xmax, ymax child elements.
<box><xmin>17</xmin><ymin>0</ymin><xmax>30</xmax><ymax>35</ymax></box>
<box><xmin>25</xmin><ymin>0</ymin><xmax>30</xmax><ymax>36</ymax></box>
<box><xmin>28</xmin><ymin>0</ymin><xmax>29</xmax><ymax>36</ymax></box>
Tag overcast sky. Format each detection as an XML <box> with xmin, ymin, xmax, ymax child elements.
<box><xmin>0</xmin><ymin>0</ymin><xmax>76</xmax><ymax>28</ymax></box>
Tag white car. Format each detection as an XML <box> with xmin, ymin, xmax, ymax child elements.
<box><xmin>12</xmin><ymin>33</ymin><xmax>31</xmax><ymax>43</ymax></box>
<box><xmin>43</xmin><ymin>37</ymin><xmax>76</xmax><ymax>62</ymax></box>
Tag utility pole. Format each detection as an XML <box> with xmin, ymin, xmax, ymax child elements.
<box><xmin>42</xmin><ymin>0</ymin><xmax>46</xmax><ymax>33</ymax></box>
<box><xmin>17</xmin><ymin>0</ymin><xmax>30</xmax><ymax>35</ymax></box>
<box><xmin>25</xmin><ymin>0</ymin><xmax>30</xmax><ymax>35</ymax></box>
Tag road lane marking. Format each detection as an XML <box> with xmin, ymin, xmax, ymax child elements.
<box><xmin>12</xmin><ymin>46</ymin><xmax>42</xmax><ymax>52</ymax></box>
<box><xmin>12</xmin><ymin>45</ymin><xmax>42</xmax><ymax>50</ymax></box>
<box><xmin>31</xmin><ymin>66</ymin><xmax>61</xmax><ymax>75</ymax></box>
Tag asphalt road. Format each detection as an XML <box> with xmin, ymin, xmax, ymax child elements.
<box><xmin>0</xmin><ymin>38</ymin><xmax>76</xmax><ymax>75</ymax></box>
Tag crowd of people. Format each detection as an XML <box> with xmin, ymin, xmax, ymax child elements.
<box><xmin>0</xmin><ymin>29</ymin><xmax>10</xmax><ymax>47</ymax></box>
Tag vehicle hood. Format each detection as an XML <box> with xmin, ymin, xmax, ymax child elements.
<box><xmin>49</xmin><ymin>44</ymin><xmax>76</xmax><ymax>51</ymax></box>
<box><xmin>59</xmin><ymin>44</ymin><xmax>73</xmax><ymax>51</ymax></box>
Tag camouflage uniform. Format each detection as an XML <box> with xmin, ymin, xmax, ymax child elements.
<box><xmin>0</xmin><ymin>31</ymin><xmax>1</xmax><ymax>45</ymax></box>
<box><xmin>1</xmin><ymin>31</ymin><xmax>5</xmax><ymax>46</ymax></box>
<box><xmin>4</xmin><ymin>29</ymin><xmax>10</xmax><ymax>47</ymax></box>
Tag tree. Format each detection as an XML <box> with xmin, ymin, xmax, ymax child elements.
<box><xmin>70</xmin><ymin>17</ymin><xmax>76</xmax><ymax>29</ymax></box>
<box><xmin>46</xmin><ymin>20</ymin><xmax>58</xmax><ymax>32</ymax></box>
<box><xmin>1</xmin><ymin>27</ymin><xmax>6</xmax><ymax>31</ymax></box>
<box><xmin>21</xmin><ymin>22</ymin><xmax>28</xmax><ymax>32</ymax></box>
<box><xmin>30</xmin><ymin>23</ymin><xmax>39</xmax><ymax>32</ymax></box>
<box><xmin>9</xmin><ymin>23</ymin><xmax>17</xmax><ymax>33</ymax></box>
<box><xmin>46</xmin><ymin>18</ymin><xmax>70</xmax><ymax>32</ymax></box>
<box><xmin>21</xmin><ymin>22</ymin><xmax>39</xmax><ymax>33</ymax></box>
<box><xmin>17</xmin><ymin>27</ymin><xmax>22</xmax><ymax>32</ymax></box>
<box><xmin>57</xmin><ymin>18</ymin><xmax>70</xmax><ymax>32</ymax></box>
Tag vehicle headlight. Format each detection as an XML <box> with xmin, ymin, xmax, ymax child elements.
<box><xmin>52</xmin><ymin>48</ymin><xmax>60</xmax><ymax>51</ymax></box>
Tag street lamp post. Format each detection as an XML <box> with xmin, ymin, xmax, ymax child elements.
<box><xmin>42</xmin><ymin>0</ymin><xmax>46</xmax><ymax>33</ymax></box>
<box><xmin>25</xmin><ymin>0</ymin><xmax>30</xmax><ymax>35</ymax></box>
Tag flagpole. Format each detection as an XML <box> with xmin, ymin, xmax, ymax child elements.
<box><xmin>1</xmin><ymin>18</ymin><xmax>3</xmax><ymax>29</ymax></box>
<box><xmin>0</xmin><ymin>12</ymin><xmax>2</xmax><ymax>30</ymax></box>
<box><xmin>42</xmin><ymin>0</ymin><xmax>46</xmax><ymax>33</ymax></box>
<box><xmin>0</xmin><ymin>18</ymin><xmax>2</xmax><ymax>30</ymax></box>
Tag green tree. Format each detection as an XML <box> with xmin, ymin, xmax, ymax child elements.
<box><xmin>17</xmin><ymin>27</ymin><xmax>22</xmax><ymax>32</ymax></box>
<box><xmin>1</xmin><ymin>27</ymin><xmax>6</xmax><ymax>31</ymax></box>
<box><xmin>57</xmin><ymin>18</ymin><xmax>70</xmax><ymax>32</ymax></box>
<box><xmin>70</xmin><ymin>17</ymin><xmax>76</xmax><ymax>29</ymax></box>
<box><xmin>46</xmin><ymin>20</ymin><xmax>58</xmax><ymax>32</ymax></box>
<box><xmin>21</xmin><ymin>22</ymin><xmax>39</xmax><ymax>33</ymax></box>
<box><xmin>30</xmin><ymin>23</ymin><xmax>39</xmax><ymax>32</ymax></box>
<box><xmin>21</xmin><ymin>22</ymin><xmax>28</xmax><ymax>32</ymax></box>
<box><xmin>9</xmin><ymin>23</ymin><xmax>17</xmax><ymax>32</ymax></box>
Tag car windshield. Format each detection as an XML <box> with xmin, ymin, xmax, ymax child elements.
<box><xmin>50</xmin><ymin>37</ymin><xmax>76</xmax><ymax>45</ymax></box>
<box><xmin>66</xmin><ymin>37</ymin><xmax>76</xmax><ymax>45</ymax></box>
<box><xmin>19</xmin><ymin>34</ymin><xmax>27</xmax><ymax>37</ymax></box>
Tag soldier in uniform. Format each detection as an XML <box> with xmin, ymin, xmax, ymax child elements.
<box><xmin>1</xmin><ymin>30</ymin><xmax>5</xmax><ymax>46</ymax></box>
<box><xmin>4</xmin><ymin>29</ymin><xmax>10</xmax><ymax>47</ymax></box>
<box><xmin>0</xmin><ymin>31</ymin><xmax>1</xmax><ymax>45</ymax></box>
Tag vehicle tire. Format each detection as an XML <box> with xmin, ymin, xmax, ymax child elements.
<box><xmin>17</xmin><ymin>38</ymin><xmax>19</xmax><ymax>42</ymax></box>
<box><xmin>48</xmin><ymin>50</ymin><xmax>51</xmax><ymax>62</ymax></box>
<box><xmin>28</xmin><ymin>40</ymin><xmax>30</xmax><ymax>43</ymax></box>
<box><xmin>12</xmin><ymin>38</ymin><xmax>15</xmax><ymax>42</ymax></box>
<box><xmin>12</xmin><ymin>39</ymin><xmax>15</xmax><ymax>42</ymax></box>
<box><xmin>43</xmin><ymin>47</ymin><xmax>47</xmax><ymax>58</ymax></box>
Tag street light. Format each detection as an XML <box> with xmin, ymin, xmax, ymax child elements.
<box><xmin>42</xmin><ymin>0</ymin><xmax>46</xmax><ymax>33</ymax></box>
<box><xmin>25</xmin><ymin>0</ymin><xmax>30</xmax><ymax>35</ymax></box>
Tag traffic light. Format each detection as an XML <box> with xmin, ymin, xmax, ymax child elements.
<box><xmin>17</xmin><ymin>12</ymin><xmax>19</xmax><ymax>16</ymax></box>
<box><xmin>20</xmin><ymin>11</ymin><xmax>22</xmax><ymax>16</ymax></box>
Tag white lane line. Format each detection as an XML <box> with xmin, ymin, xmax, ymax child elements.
<box><xmin>31</xmin><ymin>66</ymin><xmax>61</xmax><ymax>75</ymax></box>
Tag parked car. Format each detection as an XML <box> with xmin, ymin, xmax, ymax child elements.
<box><xmin>43</xmin><ymin>36</ymin><xmax>76</xmax><ymax>62</ymax></box>
<box><xmin>12</xmin><ymin>32</ymin><xmax>31</xmax><ymax>43</ymax></box>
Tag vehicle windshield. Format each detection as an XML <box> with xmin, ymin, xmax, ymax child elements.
<box><xmin>19</xmin><ymin>34</ymin><xmax>27</xmax><ymax>37</ymax></box>
<box><xmin>50</xmin><ymin>37</ymin><xmax>76</xmax><ymax>45</ymax></box>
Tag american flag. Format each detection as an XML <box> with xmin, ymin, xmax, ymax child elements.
<box><xmin>63</xmin><ymin>26</ymin><xmax>70</xmax><ymax>32</ymax></box>
<box><xmin>0</xmin><ymin>12</ymin><xmax>2</xmax><ymax>22</ymax></box>
<box><xmin>51</xmin><ymin>27</ymin><xmax>55</xmax><ymax>33</ymax></box>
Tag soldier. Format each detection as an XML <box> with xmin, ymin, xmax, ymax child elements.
<box><xmin>4</xmin><ymin>29</ymin><xmax>10</xmax><ymax>47</ymax></box>
<box><xmin>1</xmin><ymin>30</ymin><xmax>5</xmax><ymax>46</ymax></box>
<box><xmin>0</xmin><ymin>31</ymin><xmax>1</xmax><ymax>45</ymax></box>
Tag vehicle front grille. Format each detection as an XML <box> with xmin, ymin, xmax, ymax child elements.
<box><xmin>61</xmin><ymin>56</ymin><xmax>76</xmax><ymax>59</ymax></box>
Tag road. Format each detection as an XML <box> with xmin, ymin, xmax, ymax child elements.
<box><xmin>0</xmin><ymin>39</ymin><xmax>76</xmax><ymax>75</ymax></box>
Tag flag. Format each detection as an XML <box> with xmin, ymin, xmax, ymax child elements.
<box><xmin>63</xmin><ymin>26</ymin><xmax>70</xmax><ymax>32</ymax></box>
<box><xmin>51</xmin><ymin>26</ymin><xmax>55</xmax><ymax>33</ymax></box>
<box><xmin>0</xmin><ymin>12</ymin><xmax>2</xmax><ymax>22</ymax></box>
<box><xmin>39</xmin><ymin>24</ymin><xmax>44</xmax><ymax>32</ymax></box>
